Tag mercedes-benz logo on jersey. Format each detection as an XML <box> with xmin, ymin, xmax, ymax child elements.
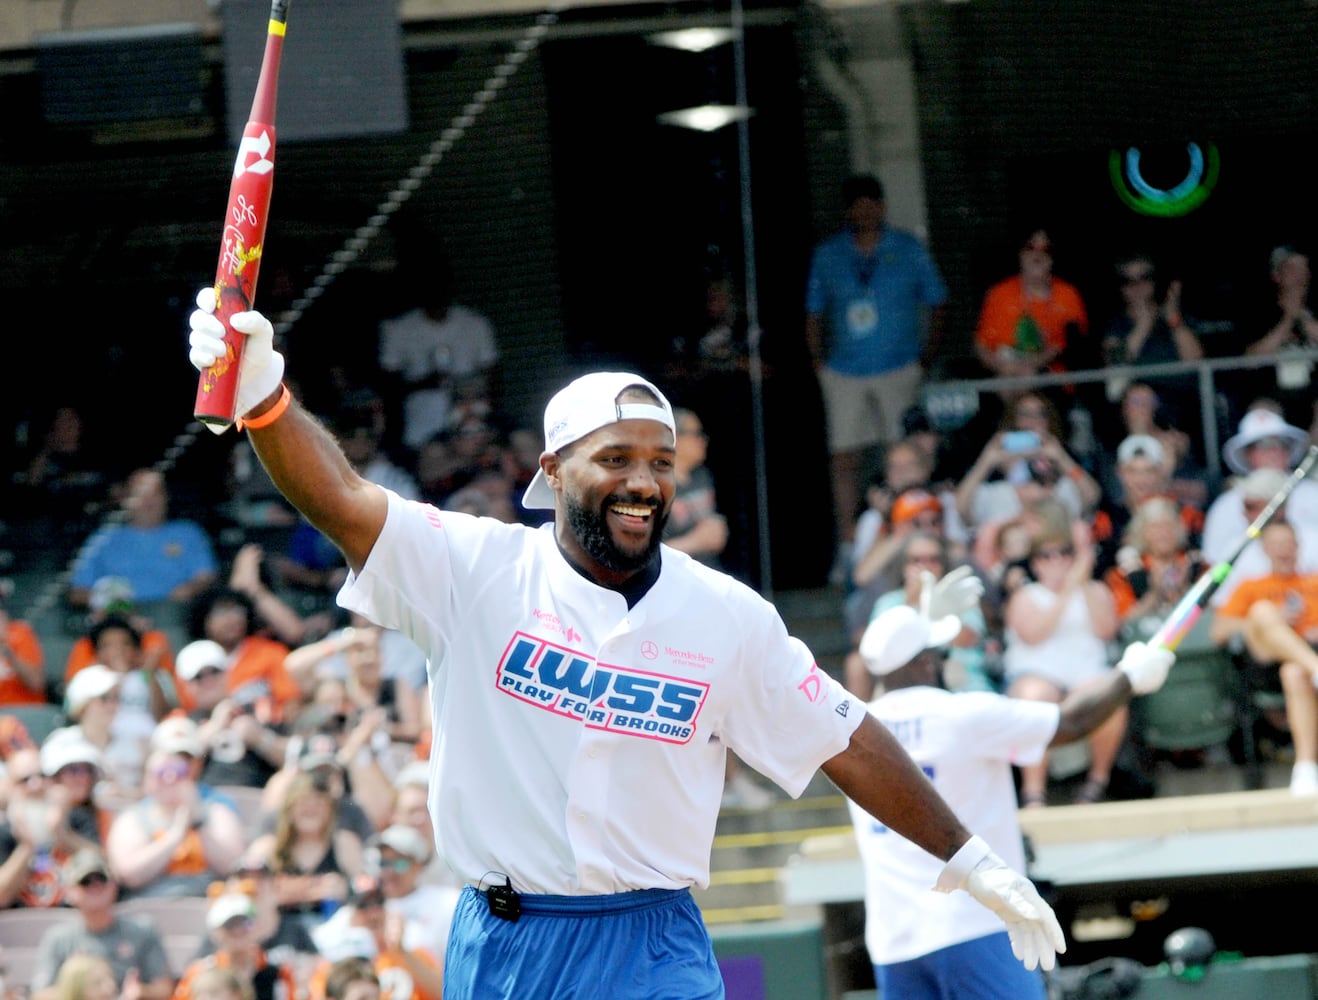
<box><xmin>640</xmin><ymin>640</ymin><xmax>659</xmax><ymax>660</ymax></box>
<box><xmin>497</xmin><ymin>631</ymin><xmax>708</xmax><ymax>743</ymax></box>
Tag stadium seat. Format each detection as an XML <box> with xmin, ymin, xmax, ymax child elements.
<box><xmin>3</xmin><ymin>702</ymin><xmax>68</xmax><ymax>745</ymax></box>
<box><xmin>0</xmin><ymin>905</ymin><xmax>78</xmax><ymax>947</ymax></box>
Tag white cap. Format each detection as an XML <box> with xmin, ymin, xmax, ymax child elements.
<box><xmin>150</xmin><ymin>715</ymin><xmax>205</xmax><ymax>758</ymax></box>
<box><xmin>1116</xmin><ymin>433</ymin><xmax>1165</xmax><ymax>467</ymax></box>
<box><xmin>373</xmin><ymin>824</ymin><xmax>431</xmax><ymax>863</ymax></box>
<box><xmin>1222</xmin><ymin>409</ymin><xmax>1309</xmax><ymax>475</ymax></box>
<box><xmin>40</xmin><ymin>729</ymin><xmax>103</xmax><ymax>776</ymax></box>
<box><xmin>207</xmin><ymin>892</ymin><xmax>256</xmax><ymax>931</ymax></box>
<box><xmin>64</xmin><ymin>665</ymin><xmax>120</xmax><ymax>719</ymax></box>
<box><xmin>175</xmin><ymin>639</ymin><xmax>229</xmax><ymax>681</ymax></box>
<box><xmin>858</xmin><ymin>604</ymin><xmax>962</xmax><ymax>677</ymax></box>
<box><xmin>521</xmin><ymin>372</ymin><xmax>675</xmax><ymax>510</ymax></box>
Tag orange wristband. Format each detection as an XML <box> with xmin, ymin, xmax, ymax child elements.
<box><xmin>237</xmin><ymin>385</ymin><xmax>291</xmax><ymax>432</ymax></box>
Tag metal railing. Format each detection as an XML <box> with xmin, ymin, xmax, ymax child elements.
<box><xmin>923</xmin><ymin>345</ymin><xmax>1318</xmax><ymax>483</ymax></box>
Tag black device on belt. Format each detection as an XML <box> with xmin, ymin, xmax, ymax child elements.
<box><xmin>486</xmin><ymin>875</ymin><xmax>521</xmax><ymax>922</ymax></box>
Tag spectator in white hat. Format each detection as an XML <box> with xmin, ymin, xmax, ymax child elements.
<box><xmin>368</xmin><ymin>824</ymin><xmax>460</xmax><ymax>964</ymax></box>
<box><xmin>60</xmin><ymin>665</ymin><xmax>143</xmax><ymax>798</ymax></box>
<box><xmin>1092</xmin><ymin>432</ymin><xmax>1205</xmax><ymax>576</ymax></box>
<box><xmin>1202</xmin><ymin>402</ymin><xmax>1318</xmax><ymax>607</ymax></box>
<box><xmin>175</xmin><ymin>639</ymin><xmax>288</xmax><ymax>791</ymax></box>
<box><xmin>846</xmin><ymin>588</ymin><xmax>1173</xmax><ymax>1000</ymax></box>
<box><xmin>174</xmin><ymin>890</ymin><xmax>297</xmax><ymax>1000</ymax></box>
<box><xmin>40</xmin><ymin>728</ymin><xmax>109</xmax><ymax>850</ymax></box>
<box><xmin>0</xmin><ymin>744</ymin><xmax>96</xmax><ymax>908</ymax></box>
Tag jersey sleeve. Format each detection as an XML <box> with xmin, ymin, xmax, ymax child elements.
<box><xmin>715</xmin><ymin>591</ymin><xmax>865</xmax><ymax>797</ymax></box>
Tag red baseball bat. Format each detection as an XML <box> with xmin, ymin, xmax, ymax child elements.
<box><xmin>1149</xmin><ymin>444</ymin><xmax>1318</xmax><ymax>651</ymax></box>
<box><xmin>194</xmin><ymin>0</ymin><xmax>292</xmax><ymax>427</ymax></box>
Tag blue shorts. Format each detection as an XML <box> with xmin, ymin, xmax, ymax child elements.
<box><xmin>443</xmin><ymin>885</ymin><xmax>723</xmax><ymax>1000</ymax></box>
<box><xmin>875</xmin><ymin>931</ymin><xmax>1048</xmax><ymax>1000</ymax></box>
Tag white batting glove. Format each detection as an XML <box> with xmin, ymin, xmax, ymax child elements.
<box><xmin>1117</xmin><ymin>640</ymin><xmax>1175</xmax><ymax>695</ymax></box>
<box><xmin>188</xmin><ymin>287</ymin><xmax>285</xmax><ymax>432</ymax></box>
<box><xmin>934</xmin><ymin>835</ymin><xmax>1066</xmax><ymax>972</ymax></box>
<box><xmin>920</xmin><ymin>565</ymin><xmax>985</xmax><ymax>622</ymax></box>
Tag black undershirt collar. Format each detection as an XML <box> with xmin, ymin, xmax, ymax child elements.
<box><xmin>556</xmin><ymin>541</ymin><xmax>662</xmax><ymax>609</ymax></box>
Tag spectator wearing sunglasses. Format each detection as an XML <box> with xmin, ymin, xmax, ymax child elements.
<box><xmin>1</xmin><ymin>745</ymin><xmax>94</xmax><ymax>908</ymax></box>
<box><xmin>173</xmin><ymin>640</ymin><xmax>288</xmax><ymax>792</ymax></box>
<box><xmin>1002</xmin><ymin>522</ymin><xmax>1121</xmax><ymax>806</ymax></box>
<box><xmin>173</xmin><ymin>890</ymin><xmax>297</xmax><ymax>1000</ymax></box>
<box><xmin>42</xmin><ymin>729</ymin><xmax>113</xmax><ymax>850</ymax></box>
<box><xmin>367</xmin><ymin>826</ymin><xmax>459</xmax><ymax>971</ymax></box>
<box><xmin>29</xmin><ymin>849</ymin><xmax>175</xmax><ymax>1000</ymax></box>
<box><xmin>104</xmin><ymin>749</ymin><xmax>245</xmax><ymax>900</ymax></box>
<box><xmin>192</xmin><ymin>863</ymin><xmax>319</xmax><ymax>968</ymax></box>
<box><xmin>848</xmin><ymin>532</ymin><xmax>994</xmax><ymax>701</ymax></box>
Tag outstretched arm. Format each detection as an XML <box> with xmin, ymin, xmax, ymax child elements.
<box><xmin>189</xmin><ymin>294</ymin><xmax>387</xmax><ymax>573</ymax></box>
<box><xmin>823</xmin><ymin>713</ymin><xmax>1066</xmax><ymax>971</ymax></box>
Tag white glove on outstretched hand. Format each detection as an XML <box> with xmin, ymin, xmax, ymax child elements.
<box><xmin>188</xmin><ymin>287</ymin><xmax>285</xmax><ymax>432</ymax></box>
<box><xmin>934</xmin><ymin>835</ymin><xmax>1066</xmax><ymax>972</ymax></box>
<box><xmin>920</xmin><ymin>565</ymin><xmax>985</xmax><ymax>622</ymax></box>
<box><xmin>1116</xmin><ymin>640</ymin><xmax>1175</xmax><ymax>695</ymax></box>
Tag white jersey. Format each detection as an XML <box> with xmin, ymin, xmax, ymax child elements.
<box><xmin>340</xmin><ymin>490</ymin><xmax>862</xmax><ymax>895</ymax></box>
<box><xmin>847</xmin><ymin>687</ymin><xmax>1058</xmax><ymax>965</ymax></box>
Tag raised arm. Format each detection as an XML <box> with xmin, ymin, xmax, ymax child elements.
<box><xmin>188</xmin><ymin>292</ymin><xmax>387</xmax><ymax>573</ymax></box>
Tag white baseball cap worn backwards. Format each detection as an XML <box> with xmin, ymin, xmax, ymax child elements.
<box><xmin>521</xmin><ymin>371</ymin><xmax>676</xmax><ymax>510</ymax></box>
<box><xmin>859</xmin><ymin>604</ymin><xmax>962</xmax><ymax>677</ymax></box>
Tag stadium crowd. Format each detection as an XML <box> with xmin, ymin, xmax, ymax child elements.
<box><xmin>3</xmin><ymin>186</ymin><xmax>1318</xmax><ymax>999</ymax></box>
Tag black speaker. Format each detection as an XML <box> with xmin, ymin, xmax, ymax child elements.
<box><xmin>37</xmin><ymin>22</ymin><xmax>206</xmax><ymax>125</ymax></box>
<box><xmin>222</xmin><ymin>0</ymin><xmax>409</xmax><ymax>144</ymax></box>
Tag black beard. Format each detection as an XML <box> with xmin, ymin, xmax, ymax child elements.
<box><xmin>564</xmin><ymin>492</ymin><xmax>667</xmax><ymax>574</ymax></box>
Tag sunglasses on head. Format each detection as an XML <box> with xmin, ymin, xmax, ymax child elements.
<box><xmin>379</xmin><ymin>856</ymin><xmax>414</xmax><ymax>873</ymax></box>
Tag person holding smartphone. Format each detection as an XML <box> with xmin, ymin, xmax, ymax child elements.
<box><xmin>954</xmin><ymin>392</ymin><xmax>1100</xmax><ymax>534</ymax></box>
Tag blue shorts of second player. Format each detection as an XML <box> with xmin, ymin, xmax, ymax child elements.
<box><xmin>875</xmin><ymin>930</ymin><xmax>1048</xmax><ymax>1000</ymax></box>
<box><xmin>443</xmin><ymin>884</ymin><xmax>723</xmax><ymax>1000</ymax></box>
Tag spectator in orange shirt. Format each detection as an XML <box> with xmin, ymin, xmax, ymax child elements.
<box><xmin>1104</xmin><ymin>497</ymin><xmax>1206</xmax><ymax>635</ymax></box>
<box><xmin>1209</xmin><ymin>521</ymin><xmax>1318</xmax><ymax>795</ymax></box>
<box><xmin>0</xmin><ymin>583</ymin><xmax>48</xmax><ymax>706</ymax></box>
<box><xmin>64</xmin><ymin>577</ymin><xmax>177</xmax><ymax>693</ymax></box>
<box><xmin>974</xmin><ymin>228</ymin><xmax>1089</xmax><ymax>386</ymax></box>
<box><xmin>184</xmin><ymin>587</ymin><xmax>301</xmax><ymax>725</ymax></box>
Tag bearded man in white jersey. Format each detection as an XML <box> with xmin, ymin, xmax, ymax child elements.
<box><xmin>849</xmin><ymin>571</ymin><xmax>1173</xmax><ymax>1000</ymax></box>
<box><xmin>187</xmin><ymin>289</ymin><xmax>1070</xmax><ymax>999</ymax></box>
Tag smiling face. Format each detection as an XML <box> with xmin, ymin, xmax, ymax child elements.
<box><xmin>548</xmin><ymin>397</ymin><xmax>675</xmax><ymax>584</ymax></box>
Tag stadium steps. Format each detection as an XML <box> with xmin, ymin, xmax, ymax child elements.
<box><xmin>696</xmin><ymin>585</ymin><xmax>855</xmax><ymax>926</ymax></box>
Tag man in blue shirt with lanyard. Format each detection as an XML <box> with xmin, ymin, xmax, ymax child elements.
<box><xmin>805</xmin><ymin>174</ymin><xmax>948</xmax><ymax>581</ymax></box>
